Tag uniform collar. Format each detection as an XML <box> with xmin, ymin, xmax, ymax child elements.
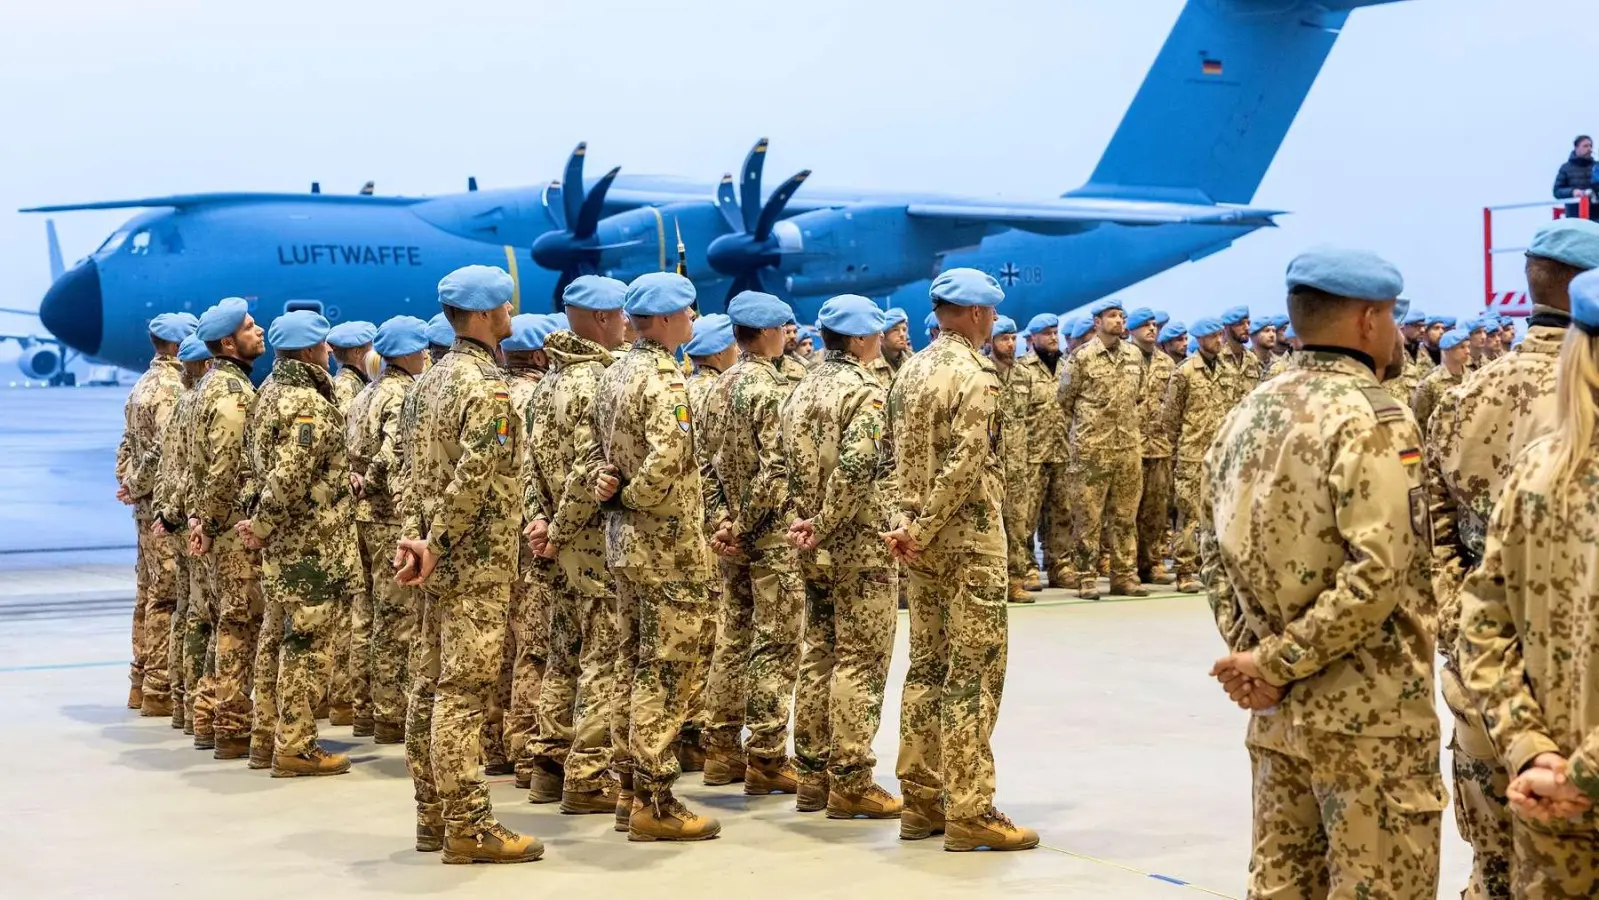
<box><xmin>1294</xmin><ymin>347</ymin><xmax>1379</xmax><ymax>382</ymax></box>
<box><xmin>450</xmin><ymin>336</ymin><xmax>498</xmax><ymax>363</ymax></box>
<box><xmin>1519</xmin><ymin>324</ymin><xmax>1566</xmax><ymax>356</ymax></box>
<box><xmin>216</xmin><ymin>357</ymin><xmax>254</xmax><ymax>378</ymax></box>
<box><xmin>272</xmin><ymin>356</ymin><xmax>335</xmax><ymax>396</ymax></box>
<box><xmin>380</xmin><ymin>366</ymin><xmax>415</xmax><ymax>384</ymax></box>
<box><xmin>338</xmin><ymin>365</ymin><xmax>370</xmax><ymax>385</ymax></box>
<box><xmin>149</xmin><ymin>354</ymin><xmax>181</xmax><ymax>371</ymax></box>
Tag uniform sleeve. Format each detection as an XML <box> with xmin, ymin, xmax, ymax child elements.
<box><xmin>195</xmin><ymin>391</ymin><xmax>251</xmax><ymax>534</ymax></box>
<box><xmin>549</xmin><ymin>387</ymin><xmax>605</xmax><ymax>545</ymax></box>
<box><xmin>810</xmin><ymin>386</ymin><xmax>884</xmax><ymax>543</ymax></box>
<box><xmin>731</xmin><ymin>380</ymin><xmax>791</xmax><ymax>539</ymax></box>
<box><xmin>1410</xmin><ymin>380</ymin><xmax>1436</xmax><ymax>435</ymax></box>
<box><xmin>903</xmin><ymin>373</ymin><xmax>994</xmax><ymax>548</ymax></box>
<box><xmin>115</xmin><ymin>397</ymin><xmax>135</xmax><ymax>485</ymax></box>
<box><xmin>699</xmin><ymin>382</ymin><xmax>732</xmax><ymax>529</ymax></box>
<box><xmin>619</xmin><ymin>378</ymin><xmax>692</xmax><ymax>513</ymax></box>
<box><xmin>398</xmin><ymin>393</ymin><xmax>425</xmax><ymax>542</ymax></box>
<box><xmin>1162</xmin><ymin>368</ymin><xmax>1189</xmax><ymax>450</ymax></box>
<box><xmin>150</xmin><ymin>406</ymin><xmax>186</xmax><ymax>525</ymax></box>
<box><xmin>425</xmin><ymin>386</ymin><xmax>512</xmax><ymax>557</ymax></box>
<box><xmin>519</xmin><ymin>395</ymin><xmax>548</xmax><ymax>524</ymax></box>
<box><xmin>128</xmin><ymin>384</ymin><xmax>179</xmax><ymax>500</ymax></box>
<box><xmin>1425</xmin><ymin>388</ymin><xmax>1469</xmax><ymax>661</ymax></box>
<box><xmin>1250</xmin><ymin>419</ymin><xmax>1414</xmax><ymax>686</ymax></box>
<box><xmin>250</xmin><ymin>404</ymin><xmax>328</xmax><ymax>540</ymax></box>
<box><xmin>1056</xmin><ymin>350</ymin><xmax>1081</xmax><ymax>422</ymax></box>
<box><xmin>1457</xmin><ymin>482</ymin><xmax>1560</xmax><ymax>775</ymax></box>
<box><xmin>366</xmin><ymin>392</ymin><xmax>403</xmax><ymax>506</ymax></box>
<box><xmin>1197</xmin><ymin>456</ymin><xmax>1257</xmax><ymax>653</ymax></box>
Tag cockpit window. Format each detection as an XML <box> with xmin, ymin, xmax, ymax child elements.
<box><xmin>96</xmin><ymin>228</ymin><xmax>130</xmax><ymax>255</ymax></box>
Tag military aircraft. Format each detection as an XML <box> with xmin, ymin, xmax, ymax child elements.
<box><xmin>2</xmin><ymin>221</ymin><xmax>78</xmax><ymax>384</ymax></box>
<box><xmin>21</xmin><ymin>0</ymin><xmax>1406</xmax><ymax>376</ymax></box>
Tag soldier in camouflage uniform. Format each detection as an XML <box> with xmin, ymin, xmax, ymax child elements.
<box><xmin>425</xmin><ymin>313</ymin><xmax>453</xmax><ymax>364</ymax></box>
<box><xmin>1058</xmin><ymin>298</ymin><xmax>1146</xmax><ymax>599</ymax></box>
<box><xmin>782</xmin><ymin>295</ymin><xmax>903</xmax><ymax>819</ymax></box>
<box><xmin>1160</xmin><ymin>321</ymin><xmax>1189</xmax><ymax>364</ymax></box>
<box><xmin>1457</xmin><ymin>267</ymin><xmax>1599</xmax><ymax>898</ymax></box>
<box><xmin>519</xmin><ymin>279</ymin><xmax>628</xmax><ymax>818</ymax></box>
<box><xmin>324</xmin><ymin>321</ymin><xmax>374</xmax><ymax>729</ymax></box>
<box><xmin>237</xmin><ymin>312</ymin><xmax>357</xmax><ymax>777</ymax></box>
<box><xmin>187</xmin><ymin>299</ymin><xmax>266</xmax><ymax>759</ymax></box>
<box><xmin>884</xmin><ymin>268</ymin><xmax>1037</xmax><ymax>852</ymax></box>
<box><xmin>1409</xmin><ymin>327</ymin><xmax>1468</xmax><ymax>433</ymax></box>
<box><xmin>348</xmin><ymin>317</ymin><xmax>428</xmax><ymax>745</ymax></box>
<box><xmin>1399</xmin><ymin>307</ymin><xmax>1429</xmax><ymax>376</ymax></box>
<box><xmin>1421</xmin><ymin>313</ymin><xmax>1454</xmax><ymax>369</ymax></box>
<box><xmin>702</xmin><ymin>290</ymin><xmax>804</xmax><ymax>796</ymax></box>
<box><xmin>1427</xmin><ymin>219</ymin><xmax>1599</xmax><ymax>899</ymax></box>
<box><xmin>587</xmin><ymin>272</ymin><xmax>722</xmax><ymax>842</ymax></box>
<box><xmin>395</xmin><ymin>266</ymin><xmax>541</xmax><ymax>864</ymax></box>
<box><xmin>868</xmin><ymin>307</ymin><xmax>911</xmax><ymax>389</ymax></box>
<box><xmin>1162</xmin><ymin>317</ymin><xmax>1231</xmax><ymax>595</ymax></box>
<box><xmin>1013</xmin><ymin>314</ymin><xmax>1070</xmax><ymax>589</ymax></box>
<box><xmin>778</xmin><ymin>318</ymin><xmax>809</xmax><ymax>386</ymax></box>
<box><xmin>986</xmin><ymin>316</ymin><xmax>1034</xmax><ymax>603</ymax></box>
<box><xmin>1202</xmin><ymin>248</ymin><xmax>1444</xmax><ymax>899</ymax></box>
<box><xmin>116</xmin><ymin>312</ymin><xmax>197</xmax><ymax>716</ymax></box>
<box><xmin>1217</xmin><ymin>305</ymin><xmax>1256</xmax><ymax>403</ymax></box>
<box><xmin>1126</xmin><ymin>308</ymin><xmax>1176</xmax><ymax>585</ymax></box>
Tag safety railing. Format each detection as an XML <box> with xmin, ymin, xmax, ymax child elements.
<box><xmin>1483</xmin><ymin>194</ymin><xmax>1592</xmax><ymax>315</ymax></box>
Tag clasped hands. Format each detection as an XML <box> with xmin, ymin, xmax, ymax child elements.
<box><xmin>1209</xmin><ymin>651</ymin><xmax>1284</xmax><ymax>711</ymax></box>
<box><xmin>1508</xmin><ymin>753</ymin><xmax>1592</xmax><ymax>823</ymax></box>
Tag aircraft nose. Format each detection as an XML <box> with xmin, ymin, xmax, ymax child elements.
<box><xmin>39</xmin><ymin>259</ymin><xmax>102</xmax><ymax>357</ymax></box>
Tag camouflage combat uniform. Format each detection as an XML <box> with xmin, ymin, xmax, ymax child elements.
<box><xmin>327</xmin><ymin>363</ymin><xmax>370</xmax><ymax>725</ymax></box>
<box><xmin>247</xmin><ymin>357</ymin><xmax>357</xmax><ymax>759</ymax></box>
<box><xmin>1134</xmin><ymin>344</ymin><xmax>1175</xmax><ymax>578</ymax></box>
<box><xmin>681</xmin><ymin>360</ymin><xmax>728</xmax><ymax>748</ymax></box>
<box><xmin>783</xmin><ymin>350</ymin><xmax>897</xmax><ymax>794</ymax></box>
<box><xmin>149</xmin><ymin>367</ymin><xmax>206</xmax><ymax>728</ymax></box>
<box><xmin>400</xmin><ymin>338</ymin><xmax>520</xmax><ymax>840</ymax></box>
<box><xmin>1222</xmin><ymin>344</ymin><xmax>1259</xmax><ymax>404</ymax></box>
<box><xmin>1163</xmin><ymin>350</ymin><xmax>1232</xmax><ymax>583</ymax></box>
<box><xmin>521</xmin><ymin>332</ymin><xmax>617</xmax><ymax>793</ymax></box>
<box><xmin>992</xmin><ymin>354</ymin><xmax>1033</xmax><ymax>584</ymax></box>
<box><xmin>703</xmin><ymin>353</ymin><xmax>803</xmax><ymax>765</ymax></box>
<box><xmin>117</xmin><ymin>353</ymin><xmax>185</xmax><ymax>707</ymax></box>
<box><xmin>1427</xmin><ymin>321</ymin><xmax>1565</xmax><ymax>899</ymax></box>
<box><xmin>585</xmin><ymin>338</ymin><xmax>716</xmax><ymax>797</ymax></box>
<box><xmin>1057</xmin><ymin>336</ymin><xmax>1145</xmax><ymax>589</ymax></box>
<box><xmin>1200</xmin><ymin>350</ymin><xmax>1444</xmax><ymax>900</ymax></box>
<box><xmin>187</xmin><ymin>357</ymin><xmax>264</xmax><ymax>745</ymax></box>
<box><xmin>1013</xmin><ymin>350</ymin><xmax>1070</xmax><ymax>583</ymax></box>
<box><xmin>1408</xmin><ymin>364</ymin><xmax>1461</xmax><ymax>435</ymax></box>
<box><xmin>887</xmin><ymin>333</ymin><xmax>1009</xmax><ymax>820</ymax></box>
<box><xmin>779</xmin><ymin>351</ymin><xmax>809</xmax><ymax>387</ymax></box>
<box><xmin>348</xmin><ymin>365</ymin><xmax>417</xmax><ymax>734</ymax></box>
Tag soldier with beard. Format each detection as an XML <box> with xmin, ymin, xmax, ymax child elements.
<box><xmin>1127</xmin><ymin>308</ymin><xmax>1176</xmax><ymax>585</ymax></box>
<box><xmin>869</xmin><ymin>308</ymin><xmax>911</xmax><ymax>389</ymax></box>
<box><xmin>1010</xmin><ymin>314</ymin><xmax>1068</xmax><ymax>591</ymax></box>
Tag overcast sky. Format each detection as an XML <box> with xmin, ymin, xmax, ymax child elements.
<box><xmin>0</xmin><ymin>0</ymin><xmax>1586</xmax><ymax>338</ymax></box>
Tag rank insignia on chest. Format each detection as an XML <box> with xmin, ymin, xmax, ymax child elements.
<box><xmin>674</xmin><ymin>404</ymin><xmax>692</xmax><ymax>432</ymax></box>
<box><xmin>494</xmin><ymin>415</ymin><xmax>510</xmax><ymax>446</ymax></box>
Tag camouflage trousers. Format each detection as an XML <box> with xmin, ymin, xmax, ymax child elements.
<box><xmin>130</xmin><ymin>518</ymin><xmax>150</xmax><ymax>692</ymax></box>
<box><xmin>340</xmin><ymin>525</ymin><xmax>381</xmax><ymax>727</ymax></box>
<box><xmin>682</xmin><ymin>567</ymin><xmax>722</xmax><ymax>743</ymax></box>
<box><xmin>132</xmin><ymin>524</ymin><xmax>181</xmax><ymax>703</ymax></box>
<box><xmin>198</xmin><ymin>537</ymin><xmax>264</xmax><ymax>741</ymax></box>
<box><xmin>1246</xmin><ymin>723</ymin><xmax>1445</xmax><ymax>900</ymax></box>
<box><xmin>1002</xmin><ymin>466</ymin><xmax>1036</xmax><ymax>582</ymax></box>
<box><xmin>703</xmin><ymin>547</ymin><xmax>803</xmax><ymax>761</ymax></box>
<box><xmin>1068</xmin><ymin>451</ymin><xmax>1142</xmax><ymax>586</ymax></box>
<box><xmin>252</xmin><ymin>598</ymin><xmax>284</xmax><ymax>750</ymax></box>
<box><xmin>406</xmin><ymin>580</ymin><xmax>511</xmax><ymax>838</ymax></box>
<box><xmin>253</xmin><ymin>590</ymin><xmax>337</xmax><ymax>757</ymax></box>
<box><xmin>1135</xmin><ymin>456</ymin><xmax>1173</xmax><ymax>575</ymax></box>
<box><xmin>896</xmin><ymin>551</ymin><xmax>1008</xmax><ymax>820</ymax></box>
<box><xmin>526</xmin><ymin>544</ymin><xmax>616</xmax><ymax>792</ymax></box>
<box><xmin>1443</xmin><ymin>669</ymin><xmax>1514</xmax><ymax>899</ymax></box>
<box><xmin>1020</xmin><ymin>462</ymin><xmax>1072</xmax><ymax>583</ymax></box>
<box><xmin>489</xmin><ymin>565</ymin><xmax>549</xmax><ymax>774</ymax></box>
<box><xmin>1172</xmin><ymin>461</ymin><xmax>1204</xmax><ymax>578</ymax></box>
<box><xmin>182</xmin><ymin>544</ymin><xmax>215</xmax><ymax>735</ymax></box>
<box><xmin>610</xmin><ymin>567</ymin><xmax>712</xmax><ymax>795</ymax></box>
<box><xmin>168</xmin><ymin>534</ymin><xmax>191</xmax><ymax>726</ymax></box>
<box><xmin>794</xmin><ymin>561</ymin><xmax>896</xmax><ymax>796</ymax></box>
<box><xmin>362</xmin><ymin>521</ymin><xmax>417</xmax><ymax>728</ymax></box>
<box><xmin>1513</xmin><ymin>821</ymin><xmax>1599</xmax><ymax>898</ymax></box>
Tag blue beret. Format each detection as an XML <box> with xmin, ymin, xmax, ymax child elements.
<box><xmin>149</xmin><ymin>312</ymin><xmax>198</xmax><ymax>343</ymax></box>
<box><xmin>1428</xmin><ymin>314</ymin><xmax>1456</xmax><ymax>329</ymax></box>
<box><xmin>177</xmin><ymin>333</ymin><xmax>211</xmax><ymax>362</ymax></box>
<box><xmin>1068</xmin><ymin>315</ymin><xmax>1095</xmax><ymax>340</ymax></box>
<box><xmin>1191</xmin><ymin>316</ymin><xmax>1224</xmax><ymax>337</ymax></box>
<box><xmin>1285</xmin><ymin>246</ymin><xmax>1404</xmax><ymax>301</ymax></box>
<box><xmin>1221</xmin><ymin>305</ymin><xmax>1250</xmax><ymax>326</ymax></box>
<box><xmin>502</xmin><ymin>314</ymin><xmax>557</xmax><ymax>352</ymax></box>
<box><xmin>930</xmin><ymin>268</ymin><xmax>1004</xmax><ymax>307</ymax></box>
<box><xmin>727</xmin><ymin>290</ymin><xmax>793</xmax><ymax>329</ymax></box>
<box><xmin>1090</xmin><ymin>298</ymin><xmax>1124</xmax><ymax>317</ymax></box>
<box><xmin>883</xmin><ymin>308</ymin><xmax>908</xmax><ymax>329</ymax></box>
<box><xmin>1024</xmin><ymin>313</ymin><xmax>1059</xmax><ymax>335</ymax></box>
<box><xmin>196</xmin><ymin>298</ymin><xmax>249</xmax><ymax>342</ymax></box>
<box><xmin>1281</xmin><ymin>324</ymin><xmax>1296</xmax><ymax>341</ymax></box>
<box><xmin>268</xmin><ymin>310</ymin><xmax>331</xmax><ymax>351</ymax></box>
<box><xmin>549</xmin><ymin>313</ymin><xmax>570</xmax><ymax>331</ymax></box>
<box><xmin>438</xmin><ymin>265</ymin><xmax>515</xmax><ymax>311</ymax></box>
<box><xmin>1157</xmin><ymin>321</ymin><xmax>1187</xmax><ymax>343</ymax></box>
<box><xmin>562</xmin><ymin>275</ymin><xmax>627</xmax><ymax>311</ymax></box>
<box><xmin>624</xmin><ymin>272</ymin><xmax>696</xmax><ymax>317</ymax></box>
<box><xmin>374</xmin><ymin>315</ymin><xmax>430</xmax><ymax>358</ymax></box>
<box><xmin>818</xmin><ymin>294</ymin><xmax>886</xmax><ymax>337</ymax></box>
<box><xmin>1249</xmin><ymin>317</ymin><xmax>1274</xmax><ymax>335</ymax></box>
<box><xmin>685</xmin><ymin>313</ymin><xmax>735</xmax><ymax>357</ymax></box>
<box><xmin>327</xmin><ymin>320</ymin><xmax>376</xmax><ymax>349</ymax></box>
<box><xmin>1153</xmin><ymin>310</ymin><xmax>1171</xmax><ymax>328</ymax></box>
<box><xmin>1464</xmin><ymin>316</ymin><xmax>1487</xmax><ymax>334</ymax></box>
<box><xmin>924</xmin><ymin>311</ymin><xmax>940</xmax><ymax>333</ymax></box>
<box><xmin>1187</xmin><ymin>335</ymin><xmax>1199</xmax><ymax>354</ymax></box>
<box><xmin>1126</xmin><ymin>307</ymin><xmax>1156</xmax><ymax>330</ymax></box>
<box><xmin>1529</xmin><ymin>219</ymin><xmax>1599</xmax><ymax>270</ymax></box>
<box><xmin>797</xmin><ymin>326</ymin><xmax>820</xmax><ymax>345</ymax></box>
<box><xmin>426</xmin><ymin>312</ymin><xmax>454</xmax><ymax>347</ymax></box>
<box><xmin>1391</xmin><ymin>298</ymin><xmax>1411</xmax><ymax>323</ymax></box>
<box><xmin>1401</xmin><ymin>307</ymin><xmax>1427</xmax><ymax>326</ymax></box>
<box><xmin>1572</xmin><ymin>270</ymin><xmax>1599</xmax><ymax>329</ymax></box>
<box><xmin>1438</xmin><ymin>328</ymin><xmax>1471</xmax><ymax>351</ymax></box>
<box><xmin>992</xmin><ymin>316</ymin><xmax>1018</xmax><ymax>338</ymax></box>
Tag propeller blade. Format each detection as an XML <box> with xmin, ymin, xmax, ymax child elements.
<box><xmin>715</xmin><ymin>174</ymin><xmax>741</xmax><ymax>233</ymax></box>
<box><xmin>541</xmin><ymin>180</ymin><xmax>566</xmax><ymax>230</ymax></box>
<box><xmin>755</xmin><ymin>268</ymin><xmax>791</xmax><ymax>302</ymax></box>
<box><xmin>562</xmin><ymin>142</ymin><xmax>587</xmax><ymax>230</ymax></box>
<box><xmin>739</xmin><ymin>138</ymin><xmax>769</xmax><ymax>234</ymax></box>
<box><xmin>554</xmin><ymin>269</ymin><xmax>578</xmax><ymax>310</ymax></box>
<box><xmin>573</xmin><ymin>166</ymin><xmax>620</xmax><ymax>240</ymax></box>
<box><xmin>753</xmin><ymin>170</ymin><xmax>809</xmax><ymax>241</ymax></box>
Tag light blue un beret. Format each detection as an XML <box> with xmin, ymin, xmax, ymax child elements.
<box><xmin>1464</xmin><ymin>316</ymin><xmax>1487</xmax><ymax>334</ymax></box>
<box><xmin>438</xmin><ymin>264</ymin><xmax>515</xmax><ymax>312</ymax></box>
<box><xmin>177</xmin><ymin>333</ymin><xmax>211</xmax><ymax>362</ymax></box>
<box><xmin>1187</xmin><ymin>335</ymin><xmax>1199</xmax><ymax>354</ymax></box>
<box><xmin>1154</xmin><ymin>310</ymin><xmax>1171</xmax><ymax>328</ymax></box>
<box><xmin>727</xmin><ymin>290</ymin><xmax>793</xmax><ymax>329</ymax></box>
<box><xmin>502</xmin><ymin>314</ymin><xmax>556</xmax><ymax>352</ymax></box>
<box><xmin>1158</xmin><ymin>321</ymin><xmax>1187</xmax><ymax>343</ymax></box>
<box><xmin>1126</xmin><ymin>307</ymin><xmax>1155</xmax><ymax>330</ymax></box>
<box><xmin>819</xmin><ymin>295</ymin><xmax>886</xmax><ymax>338</ymax></box>
<box><xmin>1570</xmin><ymin>269</ymin><xmax>1599</xmax><ymax>332</ymax></box>
<box><xmin>930</xmin><ymin>268</ymin><xmax>1004</xmax><ymax>308</ymax></box>
<box><xmin>268</xmin><ymin>310</ymin><xmax>330</xmax><ymax>351</ymax></box>
<box><xmin>1191</xmin><ymin>316</ymin><xmax>1224</xmax><ymax>337</ymax></box>
<box><xmin>1285</xmin><ymin>246</ymin><xmax>1404</xmax><ymax>301</ymax></box>
<box><xmin>1024</xmin><ymin>312</ymin><xmax>1059</xmax><ymax>335</ymax></box>
<box><xmin>624</xmin><ymin>272</ymin><xmax>697</xmax><ymax>317</ymax></box>
<box><xmin>149</xmin><ymin>312</ymin><xmax>198</xmax><ymax>343</ymax></box>
<box><xmin>562</xmin><ymin>275</ymin><xmax>627</xmax><ymax>311</ymax></box>
<box><xmin>992</xmin><ymin>315</ymin><xmax>1018</xmax><ymax>338</ymax></box>
<box><xmin>1529</xmin><ymin>219</ymin><xmax>1599</xmax><ymax>270</ymax></box>
<box><xmin>426</xmin><ymin>312</ymin><xmax>454</xmax><ymax>347</ymax></box>
<box><xmin>924</xmin><ymin>311</ymin><xmax>940</xmax><ymax>333</ymax></box>
<box><xmin>1281</xmin><ymin>323</ymin><xmax>1296</xmax><ymax>342</ymax></box>
<box><xmin>1090</xmin><ymin>297</ymin><xmax>1124</xmax><ymax>317</ymax></box>
<box><xmin>1428</xmin><ymin>314</ymin><xmax>1456</xmax><ymax>329</ymax></box>
<box><xmin>685</xmin><ymin>313</ymin><xmax>735</xmax><ymax>357</ymax></box>
<box><xmin>327</xmin><ymin>320</ymin><xmax>376</xmax><ymax>349</ymax></box>
<box><xmin>374</xmin><ymin>315</ymin><xmax>430</xmax><ymax>358</ymax></box>
<box><xmin>196</xmin><ymin>298</ymin><xmax>249</xmax><ymax>342</ymax></box>
<box><xmin>883</xmin><ymin>308</ymin><xmax>908</xmax><ymax>329</ymax></box>
<box><xmin>1401</xmin><ymin>307</ymin><xmax>1428</xmax><ymax>326</ymax></box>
<box><xmin>1438</xmin><ymin>328</ymin><xmax>1471</xmax><ymax>351</ymax></box>
<box><xmin>1068</xmin><ymin>315</ymin><xmax>1095</xmax><ymax>340</ymax></box>
<box><xmin>1221</xmin><ymin>305</ymin><xmax>1250</xmax><ymax>326</ymax></box>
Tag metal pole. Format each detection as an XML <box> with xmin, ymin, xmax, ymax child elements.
<box><xmin>1484</xmin><ymin>207</ymin><xmax>1494</xmax><ymax>309</ymax></box>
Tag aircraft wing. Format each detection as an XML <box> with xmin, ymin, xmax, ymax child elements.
<box><xmin>905</xmin><ymin>197</ymin><xmax>1283</xmax><ymax>232</ymax></box>
<box><xmin>19</xmin><ymin>192</ymin><xmax>424</xmax><ymax>213</ymax></box>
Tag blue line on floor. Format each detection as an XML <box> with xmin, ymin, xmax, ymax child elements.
<box><xmin>0</xmin><ymin>660</ymin><xmax>125</xmax><ymax>673</ymax></box>
<box><xmin>1150</xmin><ymin>874</ymin><xmax>1191</xmax><ymax>886</ymax></box>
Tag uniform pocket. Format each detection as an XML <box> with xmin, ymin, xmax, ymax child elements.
<box><xmin>1384</xmin><ymin>774</ymin><xmax>1449</xmax><ymax>816</ymax></box>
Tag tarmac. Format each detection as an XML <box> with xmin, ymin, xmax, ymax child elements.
<box><xmin>0</xmin><ymin>387</ymin><xmax>1474</xmax><ymax>898</ymax></box>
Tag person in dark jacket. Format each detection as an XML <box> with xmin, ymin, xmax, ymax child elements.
<box><xmin>1554</xmin><ymin>135</ymin><xmax>1597</xmax><ymax>220</ymax></box>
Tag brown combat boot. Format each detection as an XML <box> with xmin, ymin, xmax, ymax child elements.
<box><xmin>1142</xmin><ymin>565</ymin><xmax>1177</xmax><ymax>586</ymax></box>
<box><xmin>140</xmin><ymin>695</ymin><xmax>172</xmax><ymax>718</ymax></box>
<box><xmin>213</xmin><ymin>735</ymin><xmax>249</xmax><ymax>760</ymax></box>
<box><xmin>944</xmin><ymin>807</ymin><xmax>1039</xmax><ymax>852</ymax></box>
<box><xmin>744</xmin><ymin>755</ymin><xmax>799</xmax><ymax>795</ymax></box>
<box><xmin>628</xmin><ymin>789</ymin><xmax>722</xmax><ymax>842</ymax></box>
<box><xmin>900</xmin><ymin>794</ymin><xmax>946</xmax><ymax>840</ymax></box>
<box><xmin>314</xmin><ymin>701</ymin><xmax>330</xmax><ymax>720</ymax></box>
<box><xmin>127</xmin><ymin>684</ymin><xmax>142</xmax><ymax>710</ymax></box>
<box><xmin>1108</xmin><ymin>580</ymin><xmax>1149</xmax><ymax>598</ymax></box>
<box><xmin>272</xmin><ymin>746</ymin><xmax>352</xmax><ymax>778</ymax></box>
<box><xmin>352</xmin><ymin>716</ymin><xmax>374</xmax><ymax>738</ymax></box>
<box><xmin>797</xmin><ymin>773</ymin><xmax>827</xmax><ymax>812</ymax></box>
<box><xmin>328</xmin><ymin>703</ymin><xmax>354</xmax><ymax>727</ymax></box>
<box><xmin>703</xmin><ymin>747</ymin><xmax>746</xmax><ymax>786</ymax></box>
<box><xmin>1077</xmin><ymin>579</ymin><xmax>1101</xmax><ymax>601</ymax></box>
<box><xmin>1047</xmin><ymin>567</ymin><xmax>1074</xmax><ymax>589</ymax></box>
<box><xmin>416</xmin><ymin>804</ymin><xmax>444</xmax><ymax>852</ymax></box>
<box><xmin>614</xmin><ymin>772</ymin><xmax>634</xmax><ymax>833</ymax></box>
<box><xmin>827</xmin><ymin>783</ymin><xmax>904</xmax><ymax>820</ymax></box>
<box><xmin>484</xmin><ymin>759</ymin><xmax>514</xmax><ymax>776</ymax></box>
<box><xmin>1007</xmin><ymin>580</ymin><xmax>1035</xmax><ymax>604</ymax></box>
<box><xmin>1022</xmin><ymin>570</ymin><xmax>1043</xmax><ymax>592</ymax></box>
<box><xmin>561</xmin><ymin>780</ymin><xmax>619</xmax><ymax>815</ymax></box>
<box><xmin>193</xmin><ymin>730</ymin><xmax>215</xmax><ymax>751</ymax></box>
<box><xmin>526</xmin><ymin>759</ymin><xmax>563</xmax><ymax>804</ymax></box>
<box><xmin>1175</xmin><ymin>576</ymin><xmax>1202</xmax><ymax>594</ymax></box>
<box><xmin>372</xmin><ymin>720</ymin><xmax>404</xmax><ymax>744</ymax></box>
<box><xmin>676</xmin><ymin>738</ymin><xmax>706</xmax><ymax>773</ymax></box>
<box><xmin>247</xmin><ymin>733</ymin><xmax>273</xmax><ymax>770</ymax></box>
<box><xmin>442</xmin><ymin>822</ymin><xmax>544</xmax><ymax>865</ymax></box>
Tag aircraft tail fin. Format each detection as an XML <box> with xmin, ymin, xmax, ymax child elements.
<box><xmin>1069</xmin><ymin>0</ymin><xmax>1408</xmax><ymax>205</ymax></box>
<box><xmin>46</xmin><ymin>220</ymin><xmax>64</xmax><ymax>281</ymax></box>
